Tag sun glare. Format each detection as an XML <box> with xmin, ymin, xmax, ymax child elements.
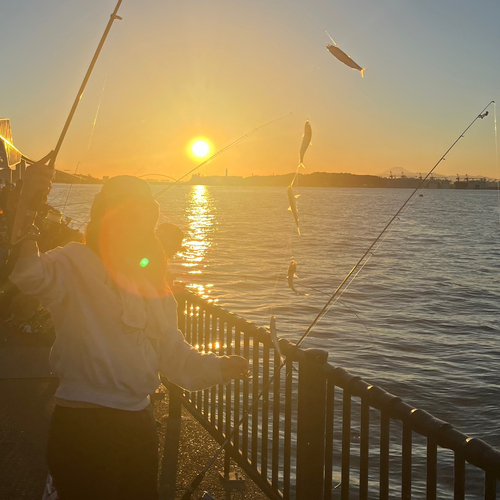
<box><xmin>190</xmin><ymin>139</ymin><xmax>211</xmax><ymax>159</ymax></box>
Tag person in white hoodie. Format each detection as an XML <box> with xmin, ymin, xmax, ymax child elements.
<box><xmin>10</xmin><ymin>154</ymin><xmax>248</xmax><ymax>500</ymax></box>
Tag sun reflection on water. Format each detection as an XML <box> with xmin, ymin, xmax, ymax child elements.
<box><xmin>180</xmin><ymin>185</ymin><xmax>217</xmax><ymax>300</ymax></box>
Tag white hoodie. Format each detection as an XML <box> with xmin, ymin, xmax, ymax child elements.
<box><xmin>10</xmin><ymin>242</ymin><xmax>226</xmax><ymax>410</ymax></box>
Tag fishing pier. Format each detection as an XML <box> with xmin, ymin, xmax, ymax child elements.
<box><xmin>1</xmin><ymin>288</ymin><xmax>500</xmax><ymax>499</ymax></box>
<box><xmin>159</xmin><ymin>289</ymin><xmax>500</xmax><ymax>499</ymax></box>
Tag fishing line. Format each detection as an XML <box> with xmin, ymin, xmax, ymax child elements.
<box><xmin>494</xmin><ymin>102</ymin><xmax>499</xmax><ymax>228</ymax></box>
<box><xmin>73</xmin><ymin>114</ymin><xmax>292</xmax><ymax>232</ymax></box>
<box><xmin>87</xmin><ymin>74</ymin><xmax>108</xmax><ymax>152</ymax></box>
<box><xmin>9</xmin><ymin>0</ymin><xmax>124</xmax><ymax>254</ymax></box>
<box><xmin>61</xmin><ymin>73</ymin><xmax>108</xmax><ymax>214</ymax></box>
<box><xmin>60</xmin><ymin>162</ymin><xmax>81</xmax><ymax>215</ymax></box>
<box><xmin>50</xmin><ymin>200</ymin><xmax>94</xmax><ymax>209</ymax></box>
<box><xmin>180</xmin><ymin>101</ymin><xmax>495</xmax><ymax>499</ymax></box>
<box><xmin>154</xmin><ymin>113</ymin><xmax>292</xmax><ymax>199</ymax></box>
<box><xmin>294</xmin><ymin>101</ymin><xmax>495</xmax><ymax>350</ymax></box>
<box><xmin>267</xmin><ymin>234</ymin><xmax>294</xmax><ymax>316</ymax></box>
<box><xmin>325</xmin><ymin>31</ymin><xmax>338</xmax><ymax>47</ymax></box>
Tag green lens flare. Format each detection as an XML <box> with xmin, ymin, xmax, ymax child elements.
<box><xmin>140</xmin><ymin>258</ymin><xmax>149</xmax><ymax>268</ymax></box>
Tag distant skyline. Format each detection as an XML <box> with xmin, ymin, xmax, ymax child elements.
<box><xmin>2</xmin><ymin>0</ymin><xmax>499</xmax><ymax>179</ymax></box>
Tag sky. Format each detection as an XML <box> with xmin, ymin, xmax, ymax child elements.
<box><xmin>2</xmin><ymin>0</ymin><xmax>499</xmax><ymax>179</ymax></box>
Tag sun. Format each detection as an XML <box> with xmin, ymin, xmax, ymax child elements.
<box><xmin>190</xmin><ymin>139</ymin><xmax>211</xmax><ymax>159</ymax></box>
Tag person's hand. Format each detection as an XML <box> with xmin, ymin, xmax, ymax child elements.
<box><xmin>20</xmin><ymin>151</ymin><xmax>54</xmax><ymax>208</ymax></box>
<box><xmin>220</xmin><ymin>355</ymin><xmax>249</xmax><ymax>381</ymax></box>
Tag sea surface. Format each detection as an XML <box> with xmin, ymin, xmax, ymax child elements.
<box><xmin>48</xmin><ymin>184</ymin><xmax>500</xmax><ymax>494</ymax></box>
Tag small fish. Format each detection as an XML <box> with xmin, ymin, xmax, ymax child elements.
<box><xmin>287</xmin><ymin>260</ymin><xmax>298</xmax><ymax>293</ymax></box>
<box><xmin>287</xmin><ymin>260</ymin><xmax>309</xmax><ymax>296</ymax></box>
<box><xmin>299</xmin><ymin>121</ymin><xmax>312</xmax><ymax>166</ymax></box>
<box><xmin>287</xmin><ymin>185</ymin><xmax>300</xmax><ymax>235</ymax></box>
<box><xmin>270</xmin><ymin>316</ymin><xmax>284</xmax><ymax>364</ymax></box>
<box><xmin>326</xmin><ymin>44</ymin><xmax>366</xmax><ymax>78</ymax></box>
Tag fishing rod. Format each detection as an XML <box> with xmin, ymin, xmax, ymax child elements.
<box><xmin>13</xmin><ymin>0</ymin><xmax>124</xmax><ymax>245</ymax></box>
<box><xmin>153</xmin><ymin>113</ymin><xmax>292</xmax><ymax>199</ymax></box>
<box><xmin>294</xmin><ymin>100</ymin><xmax>494</xmax><ymax>349</ymax></box>
<box><xmin>47</xmin><ymin>1</ymin><xmax>123</xmax><ymax>173</ymax></box>
<box><xmin>180</xmin><ymin>101</ymin><xmax>495</xmax><ymax>499</ymax></box>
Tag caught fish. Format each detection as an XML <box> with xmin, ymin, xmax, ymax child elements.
<box><xmin>270</xmin><ymin>316</ymin><xmax>284</xmax><ymax>364</ymax></box>
<box><xmin>287</xmin><ymin>260</ymin><xmax>298</xmax><ymax>293</ymax></box>
<box><xmin>287</xmin><ymin>186</ymin><xmax>300</xmax><ymax>235</ymax></box>
<box><xmin>326</xmin><ymin>43</ymin><xmax>366</xmax><ymax>78</ymax></box>
<box><xmin>299</xmin><ymin>121</ymin><xmax>312</xmax><ymax>166</ymax></box>
<box><xmin>287</xmin><ymin>260</ymin><xmax>309</xmax><ymax>296</ymax></box>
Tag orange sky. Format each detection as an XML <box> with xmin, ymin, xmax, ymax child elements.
<box><xmin>2</xmin><ymin>0</ymin><xmax>499</xmax><ymax>179</ymax></box>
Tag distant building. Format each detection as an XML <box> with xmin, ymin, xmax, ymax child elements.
<box><xmin>453</xmin><ymin>175</ymin><xmax>488</xmax><ymax>189</ymax></box>
<box><xmin>386</xmin><ymin>176</ymin><xmax>451</xmax><ymax>189</ymax></box>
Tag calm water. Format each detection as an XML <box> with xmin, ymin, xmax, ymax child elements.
<box><xmin>49</xmin><ymin>184</ymin><xmax>500</xmax><ymax>493</ymax></box>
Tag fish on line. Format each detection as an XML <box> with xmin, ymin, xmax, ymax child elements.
<box><xmin>325</xmin><ymin>32</ymin><xmax>366</xmax><ymax>78</ymax></box>
<box><xmin>287</xmin><ymin>260</ymin><xmax>309</xmax><ymax>296</ymax></box>
<box><xmin>287</xmin><ymin>186</ymin><xmax>300</xmax><ymax>235</ymax></box>
<box><xmin>299</xmin><ymin>120</ymin><xmax>312</xmax><ymax>167</ymax></box>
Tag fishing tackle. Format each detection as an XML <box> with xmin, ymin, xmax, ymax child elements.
<box><xmin>12</xmin><ymin>0</ymin><xmax>124</xmax><ymax>246</ymax></box>
<box><xmin>179</xmin><ymin>101</ymin><xmax>495</xmax><ymax>499</ymax></box>
<box><xmin>287</xmin><ymin>186</ymin><xmax>301</xmax><ymax>234</ymax></box>
<box><xmin>294</xmin><ymin>101</ymin><xmax>495</xmax><ymax>349</ymax></box>
<box><xmin>288</xmin><ymin>121</ymin><xmax>312</xmax><ymax>233</ymax></box>
<box><xmin>4</xmin><ymin>1</ymin><xmax>124</xmax><ymax>282</ymax></box>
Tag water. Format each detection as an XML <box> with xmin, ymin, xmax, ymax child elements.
<box><xmin>49</xmin><ymin>184</ymin><xmax>500</xmax><ymax>473</ymax></box>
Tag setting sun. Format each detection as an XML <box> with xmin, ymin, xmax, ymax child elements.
<box><xmin>190</xmin><ymin>139</ymin><xmax>211</xmax><ymax>159</ymax></box>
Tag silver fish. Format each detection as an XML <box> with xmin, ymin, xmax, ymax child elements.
<box><xmin>287</xmin><ymin>260</ymin><xmax>309</xmax><ymax>296</ymax></box>
<box><xmin>270</xmin><ymin>316</ymin><xmax>284</xmax><ymax>364</ymax></box>
<box><xmin>326</xmin><ymin>44</ymin><xmax>366</xmax><ymax>78</ymax></box>
<box><xmin>287</xmin><ymin>260</ymin><xmax>298</xmax><ymax>293</ymax></box>
<box><xmin>287</xmin><ymin>186</ymin><xmax>300</xmax><ymax>235</ymax></box>
<box><xmin>299</xmin><ymin>120</ymin><xmax>312</xmax><ymax>166</ymax></box>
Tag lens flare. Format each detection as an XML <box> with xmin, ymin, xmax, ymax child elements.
<box><xmin>140</xmin><ymin>258</ymin><xmax>149</xmax><ymax>267</ymax></box>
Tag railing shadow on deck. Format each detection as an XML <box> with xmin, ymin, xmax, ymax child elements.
<box><xmin>160</xmin><ymin>289</ymin><xmax>500</xmax><ymax>500</ymax></box>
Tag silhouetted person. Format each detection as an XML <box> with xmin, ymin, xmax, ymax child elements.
<box><xmin>10</xmin><ymin>160</ymin><xmax>248</xmax><ymax>500</ymax></box>
<box><xmin>156</xmin><ymin>223</ymin><xmax>184</xmax><ymax>259</ymax></box>
<box><xmin>5</xmin><ymin>179</ymin><xmax>23</xmax><ymax>234</ymax></box>
<box><xmin>0</xmin><ymin>180</ymin><xmax>12</xmax><ymax>215</ymax></box>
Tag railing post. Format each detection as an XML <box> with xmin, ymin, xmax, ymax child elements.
<box><xmin>296</xmin><ymin>348</ymin><xmax>329</xmax><ymax>500</ymax></box>
<box><xmin>159</xmin><ymin>383</ymin><xmax>183</xmax><ymax>500</ymax></box>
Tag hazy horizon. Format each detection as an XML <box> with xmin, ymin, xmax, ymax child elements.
<box><xmin>2</xmin><ymin>0</ymin><xmax>499</xmax><ymax>179</ymax></box>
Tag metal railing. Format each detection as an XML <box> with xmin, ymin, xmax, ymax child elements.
<box><xmin>161</xmin><ymin>289</ymin><xmax>500</xmax><ymax>499</ymax></box>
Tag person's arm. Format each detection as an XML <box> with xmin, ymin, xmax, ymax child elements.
<box><xmin>11</xmin><ymin>151</ymin><xmax>54</xmax><ymax>257</ymax></box>
<box><xmin>158</xmin><ymin>295</ymin><xmax>249</xmax><ymax>391</ymax></box>
<box><xmin>159</xmin><ymin>332</ymin><xmax>249</xmax><ymax>391</ymax></box>
<box><xmin>11</xmin><ymin>198</ymin><xmax>38</xmax><ymax>258</ymax></box>
<box><xmin>9</xmin><ymin>152</ymin><xmax>67</xmax><ymax>307</ymax></box>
